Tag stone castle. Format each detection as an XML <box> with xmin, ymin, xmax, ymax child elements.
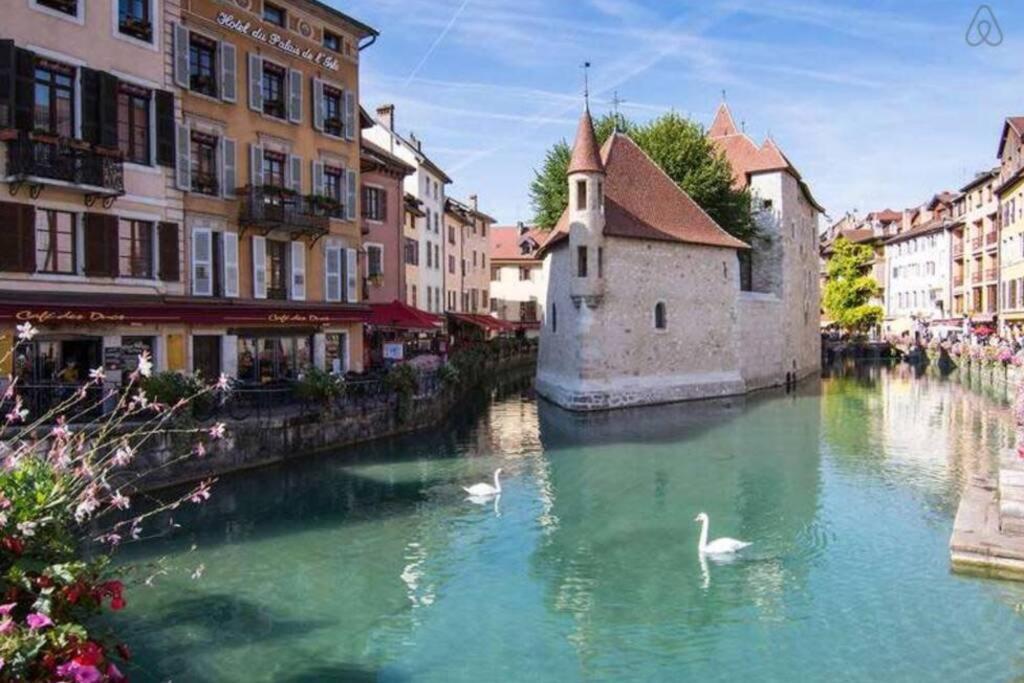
<box><xmin>535</xmin><ymin>105</ymin><xmax>822</xmax><ymax>411</ymax></box>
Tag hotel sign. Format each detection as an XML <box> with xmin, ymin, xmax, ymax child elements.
<box><xmin>217</xmin><ymin>12</ymin><xmax>341</xmax><ymax>72</ymax></box>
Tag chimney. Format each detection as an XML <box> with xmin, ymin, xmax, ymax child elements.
<box><xmin>517</xmin><ymin>221</ymin><xmax>527</xmax><ymax>235</ymax></box>
<box><xmin>469</xmin><ymin>194</ymin><xmax>478</xmax><ymax>211</ymax></box>
<box><xmin>376</xmin><ymin>104</ymin><xmax>395</xmax><ymax>130</ymax></box>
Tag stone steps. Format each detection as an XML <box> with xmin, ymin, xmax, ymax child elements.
<box><xmin>999</xmin><ymin>468</ymin><xmax>1024</xmax><ymax>536</ymax></box>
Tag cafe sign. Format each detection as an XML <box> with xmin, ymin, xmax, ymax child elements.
<box><xmin>217</xmin><ymin>12</ymin><xmax>341</xmax><ymax>72</ymax></box>
<box><xmin>16</xmin><ymin>310</ymin><xmax>126</xmax><ymax>324</ymax></box>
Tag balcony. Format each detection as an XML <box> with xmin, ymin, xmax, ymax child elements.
<box><xmin>971</xmin><ymin>237</ymin><xmax>983</xmax><ymax>251</ymax></box>
<box><xmin>239</xmin><ymin>186</ymin><xmax>331</xmax><ymax>241</ymax></box>
<box><xmin>953</xmin><ymin>243</ymin><xmax>964</xmax><ymax>257</ymax></box>
<box><xmin>985</xmin><ymin>231</ymin><xmax>999</xmax><ymax>247</ymax></box>
<box><xmin>3</xmin><ymin>130</ymin><xmax>124</xmax><ymax>201</ymax></box>
<box><xmin>972</xmin><ymin>271</ymin><xmax>983</xmax><ymax>284</ymax></box>
<box><xmin>985</xmin><ymin>268</ymin><xmax>999</xmax><ymax>282</ymax></box>
<box><xmin>953</xmin><ymin>275</ymin><xmax>964</xmax><ymax>287</ymax></box>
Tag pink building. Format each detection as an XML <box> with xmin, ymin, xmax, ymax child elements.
<box><xmin>360</xmin><ymin>138</ymin><xmax>414</xmax><ymax>304</ymax></box>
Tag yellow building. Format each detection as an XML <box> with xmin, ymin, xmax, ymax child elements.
<box><xmin>998</xmin><ymin>118</ymin><xmax>1024</xmax><ymax>331</ymax></box>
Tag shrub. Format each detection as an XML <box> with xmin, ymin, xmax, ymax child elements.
<box><xmin>438</xmin><ymin>363</ymin><xmax>461</xmax><ymax>389</ymax></box>
<box><xmin>294</xmin><ymin>368</ymin><xmax>345</xmax><ymax>404</ymax></box>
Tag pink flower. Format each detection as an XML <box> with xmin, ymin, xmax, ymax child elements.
<box><xmin>0</xmin><ymin>619</ymin><xmax>13</xmax><ymax>635</ymax></box>
<box><xmin>25</xmin><ymin>612</ymin><xmax>52</xmax><ymax>630</ymax></box>
<box><xmin>209</xmin><ymin>423</ymin><xmax>226</xmax><ymax>440</ymax></box>
<box><xmin>189</xmin><ymin>479</ymin><xmax>213</xmax><ymax>504</ymax></box>
<box><xmin>0</xmin><ymin>603</ymin><xmax>15</xmax><ymax>616</ymax></box>
<box><xmin>107</xmin><ymin>663</ymin><xmax>126</xmax><ymax>682</ymax></box>
<box><xmin>56</xmin><ymin>661</ymin><xmax>102</xmax><ymax>683</ymax></box>
<box><xmin>110</xmin><ymin>491</ymin><xmax>130</xmax><ymax>511</ymax></box>
<box><xmin>216</xmin><ymin>373</ymin><xmax>231</xmax><ymax>391</ymax></box>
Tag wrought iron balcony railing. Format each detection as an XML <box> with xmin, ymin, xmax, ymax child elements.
<box><xmin>5</xmin><ymin>131</ymin><xmax>124</xmax><ymax>195</ymax></box>
<box><xmin>239</xmin><ymin>186</ymin><xmax>331</xmax><ymax>239</ymax></box>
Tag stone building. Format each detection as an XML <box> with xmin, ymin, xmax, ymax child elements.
<box><xmin>536</xmin><ymin>106</ymin><xmax>822</xmax><ymax>411</ymax></box>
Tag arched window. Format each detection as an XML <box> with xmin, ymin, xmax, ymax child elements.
<box><xmin>551</xmin><ymin>303</ymin><xmax>557</xmax><ymax>333</ymax></box>
<box><xmin>654</xmin><ymin>301</ymin><xmax>667</xmax><ymax>330</ymax></box>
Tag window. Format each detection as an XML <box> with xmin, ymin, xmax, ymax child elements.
<box><xmin>34</xmin><ymin>60</ymin><xmax>75</xmax><ymax>137</ymax></box>
<box><xmin>366</xmin><ymin>245</ymin><xmax>383</xmax><ymax>277</ymax></box>
<box><xmin>263</xmin><ymin>2</ymin><xmax>286</xmax><ymax>27</ymax></box>
<box><xmin>448</xmin><ymin>224</ymin><xmax>456</xmax><ymax>244</ymax></box>
<box><xmin>190</xmin><ymin>132</ymin><xmax>219</xmax><ymax>196</ymax></box>
<box><xmin>237</xmin><ymin>336</ymin><xmax>312</xmax><ymax>384</ymax></box>
<box><xmin>654</xmin><ymin>302</ymin><xmax>667</xmax><ymax>330</ymax></box>
<box><xmin>189</xmin><ymin>33</ymin><xmax>218</xmax><ymax>97</ymax></box>
<box><xmin>404</xmin><ymin>238</ymin><xmax>419</xmax><ymax>265</ymax></box>
<box><xmin>491</xmin><ymin>266</ymin><xmax>500</xmax><ymax>280</ymax></box>
<box><xmin>411</xmin><ymin>284</ymin><xmax>417</xmax><ymax>307</ymax></box>
<box><xmin>262</xmin><ymin>62</ymin><xmax>286</xmax><ymax>119</ymax></box>
<box><xmin>448</xmin><ymin>254</ymin><xmax>455</xmax><ymax>274</ymax></box>
<box><xmin>520</xmin><ymin>300</ymin><xmax>537</xmax><ymax>322</ymax></box>
<box><xmin>434</xmin><ymin>213</ymin><xmax>439</xmax><ymax>232</ymax></box>
<box><xmin>119</xmin><ymin>0</ymin><xmax>153</xmax><ymax>41</ymax></box>
<box><xmin>362</xmin><ymin>186</ymin><xmax>385</xmax><ymax>220</ymax></box>
<box><xmin>324</xmin><ymin>166</ymin><xmax>344</xmax><ymax>208</ymax></box>
<box><xmin>519</xmin><ymin>266</ymin><xmax>531</xmax><ymax>281</ymax></box>
<box><xmin>119</xmin><ymin>219</ymin><xmax>154</xmax><ymax>278</ymax></box>
<box><xmin>323</xmin><ymin>85</ymin><xmax>343</xmax><ymax>137</ymax></box>
<box><xmin>262</xmin><ymin>151</ymin><xmax>286</xmax><ymax>188</ymax></box>
<box><xmin>323</xmin><ymin>30</ymin><xmax>341</xmax><ymax>52</ymax></box>
<box><xmin>118</xmin><ymin>84</ymin><xmax>151</xmax><ymax>165</ymax></box>
<box><xmin>576</xmin><ymin>180</ymin><xmax>587</xmax><ymax>210</ymax></box>
<box><xmin>597</xmin><ymin>247</ymin><xmax>603</xmax><ymax>278</ymax></box>
<box><xmin>551</xmin><ymin>303</ymin><xmax>557</xmax><ymax>333</ymax></box>
<box><xmin>36</xmin><ymin>0</ymin><xmax>78</xmax><ymax>16</ymax></box>
<box><xmin>266</xmin><ymin>240</ymin><xmax>288</xmax><ymax>300</ymax></box>
<box><xmin>35</xmin><ymin>210</ymin><xmax>76</xmax><ymax>274</ymax></box>
<box><xmin>577</xmin><ymin>246</ymin><xmax>588</xmax><ymax>277</ymax></box>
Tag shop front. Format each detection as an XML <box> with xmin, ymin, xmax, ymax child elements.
<box><xmin>365</xmin><ymin>300</ymin><xmax>444</xmax><ymax>369</ymax></box>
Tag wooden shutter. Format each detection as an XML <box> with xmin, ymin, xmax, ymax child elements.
<box><xmin>98</xmin><ymin>72</ymin><xmax>119</xmax><ymax>148</ymax></box>
<box><xmin>80</xmin><ymin>68</ymin><xmax>100</xmax><ymax>144</ymax></box>
<box><xmin>0</xmin><ymin>202</ymin><xmax>35</xmax><ymax>273</ymax></box>
<box><xmin>173</xmin><ymin>23</ymin><xmax>190</xmax><ymax>89</ymax></box>
<box><xmin>175</xmin><ymin>123</ymin><xmax>191</xmax><ymax>190</ymax></box>
<box><xmin>249</xmin><ymin>143</ymin><xmax>263</xmax><ymax>187</ymax></box>
<box><xmin>288</xmin><ymin>154</ymin><xmax>302</xmax><ymax>193</ymax></box>
<box><xmin>14</xmin><ymin>48</ymin><xmax>34</xmax><ymax>132</ymax></box>
<box><xmin>344</xmin><ymin>89</ymin><xmax>355</xmax><ymax>140</ymax></box>
<box><xmin>155</xmin><ymin>90</ymin><xmax>175</xmax><ymax>167</ymax></box>
<box><xmin>312</xmin><ymin>78</ymin><xmax>324</xmax><ymax>131</ymax></box>
<box><xmin>252</xmin><ymin>235</ymin><xmax>267</xmax><ymax>298</ymax></box>
<box><xmin>325</xmin><ymin>244</ymin><xmax>341</xmax><ymax>301</ymax></box>
<box><xmin>345</xmin><ymin>248</ymin><xmax>357</xmax><ymax>302</ymax></box>
<box><xmin>346</xmin><ymin>169</ymin><xmax>357</xmax><ymax>220</ymax></box>
<box><xmin>311</xmin><ymin>160</ymin><xmax>323</xmax><ymax>196</ymax></box>
<box><xmin>288</xmin><ymin>68</ymin><xmax>302</xmax><ymax>123</ymax></box>
<box><xmin>0</xmin><ymin>40</ymin><xmax>14</xmax><ymax>129</ymax></box>
<box><xmin>191</xmin><ymin>228</ymin><xmax>212</xmax><ymax>295</ymax></box>
<box><xmin>222</xmin><ymin>138</ymin><xmax>236</xmax><ymax>198</ymax></box>
<box><xmin>223</xmin><ymin>231</ymin><xmax>239</xmax><ymax>297</ymax></box>
<box><xmin>290</xmin><ymin>241</ymin><xmax>306</xmax><ymax>300</ymax></box>
<box><xmin>248</xmin><ymin>53</ymin><xmax>263</xmax><ymax>111</ymax></box>
<box><xmin>157</xmin><ymin>222</ymin><xmax>180</xmax><ymax>282</ymax></box>
<box><xmin>84</xmin><ymin>213</ymin><xmax>118</xmax><ymax>277</ymax></box>
<box><xmin>219</xmin><ymin>41</ymin><xmax>237</xmax><ymax>102</ymax></box>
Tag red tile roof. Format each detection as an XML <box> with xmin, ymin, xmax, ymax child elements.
<box><xmin>867</xmin><ymin>209</ymin><xmax>902</xmax><ymax>223</ymax></box>
<box><xmin>542</xmin><ymin>132</ymin><xmax>748</xmax><ymax>253</ymax></box>
<box><xmin>567</xmin><ymin>109</ymin><xmax>604</xmax><ymax>174</ymax></box>
<box><xmin>490</xmin><ymin>225</ymin><xmax>545</xmax><ymax>261</ymax></box>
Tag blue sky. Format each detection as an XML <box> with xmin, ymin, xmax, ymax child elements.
<box><xmin>336</xmin><ymin>0</ymin><xmax>1024</xmax><ymax>227</ymax></box>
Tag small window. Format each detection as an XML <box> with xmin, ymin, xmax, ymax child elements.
<box><xmin>551</xmin><ymin>303</ymin><xmax>557</xmax><ymax>333</ymax></box>
<box><xmin>366</xmin><ymin>245</ymin><xmax>383</xmax><ymax>277</ymax></box>
<box><xmin>119</xmin><ymin>219</ymin><xmax>154</xmax><ymax>279</ymax></box>
<box><xmin>119</xmin><ymin>0</ymin><xmax>153</xmax><ymax>41</ymax></box>
<box><xmin>597</xmin><ymin>247</ymin><xmax>603</xmax><ymax>278</ymax></box>
<box><xmin>190</xmin><ymin>131</ymin><xmax>219</xmax><ymax>196</ymax></box>
<box><xmin>577</xmin><ymin>246</ymin><xmax>588</xmax><ymax>277</ymax></box>
<box><xmin>189</xmin><ymin>34</ymin><xmax>218</xmax><ymax>97</ymax></box>
<box><xmin>261</xmin><ymin>62</ymin><xmax>287</xmax><ymax>119</ymax></box>
<box><xmin>263</xmin><ymin>2</ymin><xmax>286</xmax><ymax>27</ymax></box>
<box><xmin>323</xmin><ymin>85</ymin><xmax>343</xmax><ymax>137</ymax></box>
<box><xmin>118</xmin><ymin>83</ymin><xmax>151</xmax><ymax>165</ymax></box>
<box><xmin>323</xmin><ymin>30</ymin><xmax>341</xmax><ymax>52</ymax></box>
<box><xmin>35</xmin><ymin>209</ymin><xmax>76</xmax><ymax>274</ymax></box>
<box><xmin>37</xmin><ymin>0</ymin><xmax>78</xmax><ymax>17</ymax></box>
<box><xmin>654</xmin><ymin>302</ymin><xmax>667</xmax><ymax>330</ymax></box>
<box><xmin>576</xmin><ymin>180</ymin><xmax>587</xmax><ymax>211</ymax></box>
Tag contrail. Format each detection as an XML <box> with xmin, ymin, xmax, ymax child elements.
<box><xmin>404</xmin><ymin>0</ymin><xmax>472</xmax><ymax>87</ymax></box>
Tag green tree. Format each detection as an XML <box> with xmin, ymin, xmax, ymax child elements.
<box><xmin>822</xmin><ymin>237</ymin><xmax>884</xmax><ymax>334</ymax></box>
<box><xmin>529</xmin><ymin>112</ymin><xmax>755</xmax><ymax>242</ymax></box>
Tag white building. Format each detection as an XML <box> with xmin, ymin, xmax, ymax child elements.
<box><xmin>488</xmin><ymin>223</ymin><xmax>548</xmax><ymax>335</ymax></box>
<box><xmin>364</xmin><ymin>105</ymin><xmax>450</xmax><ymax>312</ymax></box>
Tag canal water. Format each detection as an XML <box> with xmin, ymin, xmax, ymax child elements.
<box><xmin>115</xmin><ymin>365</ymin><xmax>1024</xmax><ymax>681</ymax></box>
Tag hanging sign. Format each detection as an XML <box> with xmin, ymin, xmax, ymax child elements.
<box><xmin>217</xmin><ymin>12</ymin><xmax>341</xmax><ymax>71</ymax></box>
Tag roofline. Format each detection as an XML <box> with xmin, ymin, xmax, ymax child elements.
<box><xmin>883</xmin><ymin>222</ymin><xmax>947</xmax><ymax>245</ymax></box>
<box><xmin>294</xmin><ymin>0</ymin><xmax>378</xmax><ymax>39</ymax></box>
<box><xmin>361</xmin><ymin>139</ymin><xmax>416</xmax><ymax>175</ymax></box>
<box><xmin>372</xmin><ymin>119</ymin><xmax>453</xmax><ymax>184</ymax></box>
<box><xmin>959</xmin><ymin>168</ymin><xmax>999</xmax><ymax>193</ymax></box>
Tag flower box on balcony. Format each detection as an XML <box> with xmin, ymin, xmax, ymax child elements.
<box><xmin>119</xmin><ymin>17</ymin><xmax>153</xmax><ymax>41</ymax></box>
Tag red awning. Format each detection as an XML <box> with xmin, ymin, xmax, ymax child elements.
<box><xmin>368</xmin><ymin>300</ymin><xmax>444</xmax><ymax>330</ymax></box>
<box><xmin>447</xmin><ymin>312</ymin><xmax>516</xmax><ymax>332</ymax></box>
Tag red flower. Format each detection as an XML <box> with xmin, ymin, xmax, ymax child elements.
<box><xmin>36</xmin><ymin>575</ymin><xmax>53</xmax><ymax>589</ymax></box>
<box><xmin>111</xmin><ymin>595</ymin><xmax>126</xmax><ymax>611</ymax></box>
<box><xmin>64</xmin><ymin>584</ymin><xmax>82</xmax><ymax>604</ymax></box>
<box><xmin>73</xmin><ymin>641</ymin><xmax>105</xmax><ymax>667</ymax></box>
<box><xmin>1</xmin><ymin>536</ymin><xmax>24</xmax><ymax>556</ymax></box>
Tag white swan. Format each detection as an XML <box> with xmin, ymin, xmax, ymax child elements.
<box><xmin>695</xmin><ymin>512</ymin><xmax>751</xmax><ymax>555</ymax></box>
<box><xmin>463</xmin><ymin>468</ymin><xmax>502</xmax><ymax>497</ymax></box>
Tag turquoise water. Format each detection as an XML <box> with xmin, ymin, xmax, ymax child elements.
<box><xmin>115</xmin><ymin>366</ymin><xmax>1024</xmax><ymax>681</ymax></box>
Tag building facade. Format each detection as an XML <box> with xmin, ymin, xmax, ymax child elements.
<box><xmin>402</xmin><ymin>192</ymin><xmax>424</xmax><ymax>308</ymax></box>
<box><xmin>444</xmin><ymin>195</ymin><xmax>492</xmax><ymax>314</ymax></box>
<box><xmin>364</xmin><ymin>105</ymin><xmax>450</xmax><ymax>313</ymax></box>
<box><xmin>489</xmin><ymin>223</ymin><xmax>547</xmax><ymax>334</ymax></box>
<box><xmin>883</xmin><ymin>196</ymin><xmax>953</xmax><ymax>332</ymax></box>
<box><xmin>361</xmin><ymin>138</ymin><xmax>414</xmax><ymax>305</ymax></box>
<box><xmin>997</xmin><ymin>119</ymin><xmax>1024</xmax><ymax>332</ymax></box>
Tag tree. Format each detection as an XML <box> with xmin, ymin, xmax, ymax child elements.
<box><xmin>529</xmin><ymin>112</ymin><xmax>756</xmax><ymax>242</ymax></box>
<box><xmin>822</xmin><ymin>237</ymin><xmax>884</xmax><ymax>334</ymax></box>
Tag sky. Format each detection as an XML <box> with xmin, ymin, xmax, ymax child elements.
<box><xmin>334</xmin><ymin>0</ymin><xmax>1024</xmax><ymax>227</ymax></box>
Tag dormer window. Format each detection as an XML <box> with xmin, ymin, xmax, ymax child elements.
<box><xmin>576</xmin><ymin>180</ymin><xmax>587</xmax><ymax>210</ymax></box>
<box><xmin>323</xmin><ymin>31</ymin><xmax>341</xmax><ymax>52</ymax></box>
<box><xmin>263</xmin><ymin>3</ymin><xmax>286</xmax><ymax>27</ymax></box>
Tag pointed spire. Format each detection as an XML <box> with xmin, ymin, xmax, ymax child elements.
<box><xmin>568</xmin><ymin>107</ymin><xmax>604</xmax><ymax>175</ymax></box>
<box><xmin>708</xmin><ymin>102</ymin><xmax>739</xmax><ymax>138</ymax></box>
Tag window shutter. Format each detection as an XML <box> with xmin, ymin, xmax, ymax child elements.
<box><xmin>312</xmin><ymin>78</ymin><xmax>324</xmax><ymax>131</ymax></box>
<box><xmin>175</xmin><ymin>123</ymin><xmax>191</xmax><ymax>191</ymax></box>
<box><xmin>80</xmin><ymin>68</ymin><xmax>100</xmax><ymax>144</ymax></box>
<box><xmin>290</xmin><ymin>241</ymin><xmax>306</xmax><ymax>300</ymax></box>
<box><xmin>249</xmin><ymin>143</ymin><xmax>264</xmax><ymax>187</ymax></box>
<box><xmin>222</xmin><ymin>138</ymin><xmax>237</xmax><ymax>198</ymax></box>
<box><xmin>346</xmin><ymin>169</ymin><xmax>357</xmax><ymax>220</ymax></box>
<box><xmin>288</xmin><ymin>68</ymin><xmax>302</xmax><ymax>123</ymax></box>
<box><xmin>0</xmin><ymin>40</ymin><xmax>14</xmax><ymax>129</ymax></box>
<box><xmin>223</xmin><ymin>231</ymin><xmax>239</xmax><ymax>297</ymax></box>
<box><xmin>325</xmin><ymin>244</ymin><xmax>341</xmax><ymax>301</ymax></box>
<box><xmin>173</xmin><ymin>23</ymin><xmax>190</xmax><ymax>90</ymax></box>
<box><xmin>84</xmin><ymin>213</ymin><xmax>118</xmax><ymax>277</ymax></box>
<box><xmin>219</xmin><ymin>42</ymin><xmax>237</xmax><ymax>102</ymax></box>
<box><xmin>380</xmin><ymin>190</ymin><xmax>388</xmax><ymax>222</ymax></box>
<box><xmin>288</xmin><ymin>154</ymin><xmax>302</xmax><ymax>193</ymax></box>
<box><xmin>155</xmin><ymin>90</ymin><xmax>175</xmax><ymax>167</ymax></box>
<box><xmin>157</xmin><ymin>222</ymin><xmax>180</xmax><ymax>282</ymax></box>
<box><xmin>98</xmin><ymin>72</ymin><xmax>119</xmax><ymax>148</ymax></box>
<box><xmin>345</xmin><ymin>248</ymin><xmax>357</xmax><ymax>302</ymax></box>
<box><xmin>344</xmin><ymin>89</ymin><xmax>355</xmax><ymax>140</ymax></box>
<box><xmin>0</xmin><ymin>202</ymin><xmax>35</xmax><ymax>273</ymax></box>
<box><xmin>248</xmin><ymin>53</ymin><xmax>263</xmax><ymax>112</ymax></box>
<box><xmin>311</xmin><ymin>160</ymin><xmax>323</xmax><ymax>196</ymax></box>
<box><xmin>191</xmin><ymin>228</ymin><xmax>212</xmax><ymax>295</ymax></box>
<box><xmin>14</xmin><ymin>48</ymin><xmax>35</xmax><ymax>132</ymax></box>
<box><xmin>252</xmin><ymin>235</ymin><xmax>267</xmax><ymax>299</ymax></box>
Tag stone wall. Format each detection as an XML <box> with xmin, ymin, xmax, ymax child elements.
<box><xmin>737</xmin><ymin>292</ymin><xmax>785</xmax><ymax>391</ymax></box>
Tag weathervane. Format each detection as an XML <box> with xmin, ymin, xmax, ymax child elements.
<box><xmin>581</xmin><ymin>61</ymin><xmax>591</xmax><ymax>110</ymax></box>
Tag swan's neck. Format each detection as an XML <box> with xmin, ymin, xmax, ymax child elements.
<box><xmin>493</xmin><ymin>471</ymin><xmax>502</xmax><ymax>492</ymax></box>
<box><xmin>698</xmin><ymin>517</ymin><xmax>709</xmax><ymax>552</ymax></box>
